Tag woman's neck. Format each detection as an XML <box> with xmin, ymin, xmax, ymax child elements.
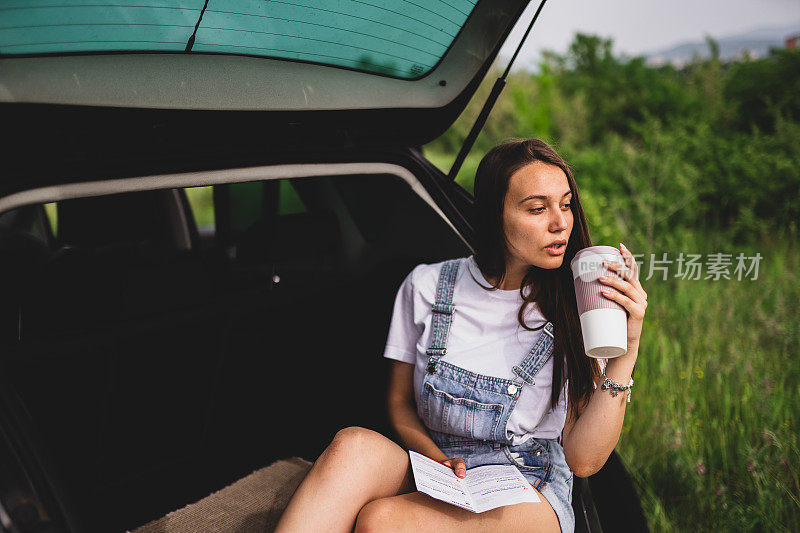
<box><xmin>483</xmin><ymin>257</ymin><xmax>530</xmax><ymax>291</ymax></box>
<box><xmin>483</xmin><ymin>267</ymin><xmax>528</xmax><ymax>291</ymax></box>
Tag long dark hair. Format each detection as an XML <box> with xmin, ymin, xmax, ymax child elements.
<box><xmin>472</xmin><ymin>138</ymin><xmax>599</xmax><ymax>424</ymax></box>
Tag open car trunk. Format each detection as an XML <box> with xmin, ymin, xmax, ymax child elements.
<box><xmin>0</xmin><ymin>151</ymin><xmax>473</xmax><ymax>532</ymax></box>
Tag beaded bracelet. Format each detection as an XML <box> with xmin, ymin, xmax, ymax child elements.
<box><xmin>600</xmin><ymin>369</ymin><xmax>634</xmax><ymax>403</ymax></box>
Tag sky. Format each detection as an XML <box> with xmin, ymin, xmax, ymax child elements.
<box><xmin>497</xmin><ymin>0</ymin><xmax>800</xmax><ymax>71</ymax></box>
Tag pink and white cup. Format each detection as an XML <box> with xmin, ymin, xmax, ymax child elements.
<box><xmin>570</xmin><ymin>245</ymin><xmax>629</xmax><ymax>358</ymax></box>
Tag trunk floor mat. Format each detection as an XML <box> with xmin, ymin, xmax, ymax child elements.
<box><xmin>128</xmin><ymin>457</ymin><xmax>313</xmax><ymax>533</ymax></box>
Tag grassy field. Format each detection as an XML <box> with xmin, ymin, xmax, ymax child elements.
<box><xmin>616</xmin><ymin>230</ymin><xmax>799</xmax><ymax>531</ymax></box>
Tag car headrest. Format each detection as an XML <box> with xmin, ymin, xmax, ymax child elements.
<box><xmin>273</xmin><ymin>211</ymin><xmax>340</xmax><ymax>261</ymax></box>
<box><xmin>56</xmin><ymin>190</ymin><xmax>173</xmax><ymax>249</ymax></box>
<box><xmin>236</xmin><ymin>210</ymin><xmax>340</xmax><ymax>264</ymax></box>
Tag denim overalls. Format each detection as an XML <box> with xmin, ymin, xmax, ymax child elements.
<box><xmin>416</xmin><ymin>259</ymin><xmax>575</xmax><ymax>532</ymax></box>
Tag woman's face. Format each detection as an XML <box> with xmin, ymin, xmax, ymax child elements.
<box><xmin>502</xmin><ymin>161</ymin><xmax>574</xmax><ymax>271</ymax></box>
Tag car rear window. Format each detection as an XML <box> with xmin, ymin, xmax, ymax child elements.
<box><xmin>0</xmin><ymin>0</ymin><xmax>478</xmax><ymax>79</ymax></box>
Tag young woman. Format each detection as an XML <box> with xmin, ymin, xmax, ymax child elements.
<box><xmin>274</xmin><ymin>138</ymin><xmax>648</xmax><ymax>533</ymax></box>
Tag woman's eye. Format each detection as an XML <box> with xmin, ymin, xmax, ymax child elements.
<box><xmin>529</xmin><ymin>204</ymin><xmax>570</xmax><ymax>214</ymax></box>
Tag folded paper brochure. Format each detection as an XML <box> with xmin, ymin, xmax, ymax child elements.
<box><xmin>408</xmin><ymin>450</ymin><xmax>541</xmax><ymax>513</ymax></box>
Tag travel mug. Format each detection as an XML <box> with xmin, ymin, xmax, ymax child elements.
<box><xmin>570</xmin><ymin>245</ymin><xmax>629</xmax><ymax>358</ymax></box>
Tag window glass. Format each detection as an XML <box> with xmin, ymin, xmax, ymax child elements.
<box><xmin>0</xmin><ymin>204</ymin><xmax>54</xmax><ymax>245</ymax></box>
<box><xmin>185</xmin><ymin>185</ymin><xmax>215</xmax><ymax>232</ymax></box>
<box><xmin>0</xmin><ymin>0</ymin><xmax>478</xmax><ymax>79</ymax></box>
<box><xmin>43</xmin><ymin>202</ymin><xmax>58</xmax><ymax>236</ymax></box>
<box><xmin>229</xmin><ymin>181</ymin><xmax>264</xmax><ymax>234</ymax></box>
<box><xmin>279</xmin><ymin>179</ymin><xmax>306</xmax><ymax>215</ymax></box>
<box><xmin>206</xmin><ymin>179</ymin><xmax>307</xmax><ymax>246</ymax></box>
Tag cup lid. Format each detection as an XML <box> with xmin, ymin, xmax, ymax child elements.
<box><xmin>570</xmin><ymin>245</ymin><xmax>622</xmax><ymax>268</ymax></box>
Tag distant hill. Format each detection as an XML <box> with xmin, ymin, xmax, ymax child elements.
<box><xmin>643</xmin><ymin>23</ymin><xmax>800</xmax><ymax>66</ymax></box>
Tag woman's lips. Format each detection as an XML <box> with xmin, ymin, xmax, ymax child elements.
<box><xmin>545</xmin><ymin>243</ymin><xmax>566</xmax><ymax>255</ymax></box>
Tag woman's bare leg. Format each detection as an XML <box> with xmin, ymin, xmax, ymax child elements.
<box><xmin>354</xmin><ymin>489</ymin><xmax>561</xmax><ymax>533</ymax></box>
<box><xmin>273</xmin><ymin>426</ymin><xmax>414</xmax><ymax>533</ymax></box>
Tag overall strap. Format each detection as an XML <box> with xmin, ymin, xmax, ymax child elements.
<box><xmin>512</xmin><ymin>321</ymin><xmax>555</xmax><ymax>385</ymax></box>
<box><xmin>425</xmin><ymin>259</ymin><xmax>460</xmax><ymax>372</ymax></box>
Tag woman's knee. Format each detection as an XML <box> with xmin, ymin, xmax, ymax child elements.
<box><xmin>354</xmin><ymin>497</ymin><xmax>401</xmax><ymax>533</ymax></box>
<box><xmin>326</xmin><ymin>426</ymin><xmax>394</xmax><ymax>462</ymax></box>
<box><xmin>316</xmin><ymin>426</ymin><xmax>411</xmax><ymax>495</ymax></box>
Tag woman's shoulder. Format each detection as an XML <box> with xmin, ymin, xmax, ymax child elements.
<box><xmin>405</xmin><ymin>256</ymin><xmax>470</xmax><ymax>299</ymax></box>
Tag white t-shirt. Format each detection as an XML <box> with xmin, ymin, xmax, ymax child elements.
<box><xmin>382</xmin><ymin>254</ymin><xmax>568</xmax><ymax>444</ymax></box>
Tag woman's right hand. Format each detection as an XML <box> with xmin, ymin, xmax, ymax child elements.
<box><xmin>441</xmin><ymin>457</ymin><xmax>467</xmax><ymax>478</ymax></box>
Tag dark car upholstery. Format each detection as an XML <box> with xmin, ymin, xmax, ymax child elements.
<box><xmin>0</xmin><ymin>173</ymin><xmax>469</xmax><ymax>532</ymax></box>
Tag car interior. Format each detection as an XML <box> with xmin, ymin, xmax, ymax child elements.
<box><xmin>0</xmin><ymin>172</ymin><xmax>470</xmax><ymax>532</ymax></box>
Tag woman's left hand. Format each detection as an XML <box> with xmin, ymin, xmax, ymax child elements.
<box><xmin>599</xmin><ymin>242</ymin><xmax>648</xmax><ymax>348</ymax></box>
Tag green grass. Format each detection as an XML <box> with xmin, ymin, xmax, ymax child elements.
<box><xmin>617</xmin><ymin>230</ymin><xmax>799</xmax><ymax>531</ymax></box>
